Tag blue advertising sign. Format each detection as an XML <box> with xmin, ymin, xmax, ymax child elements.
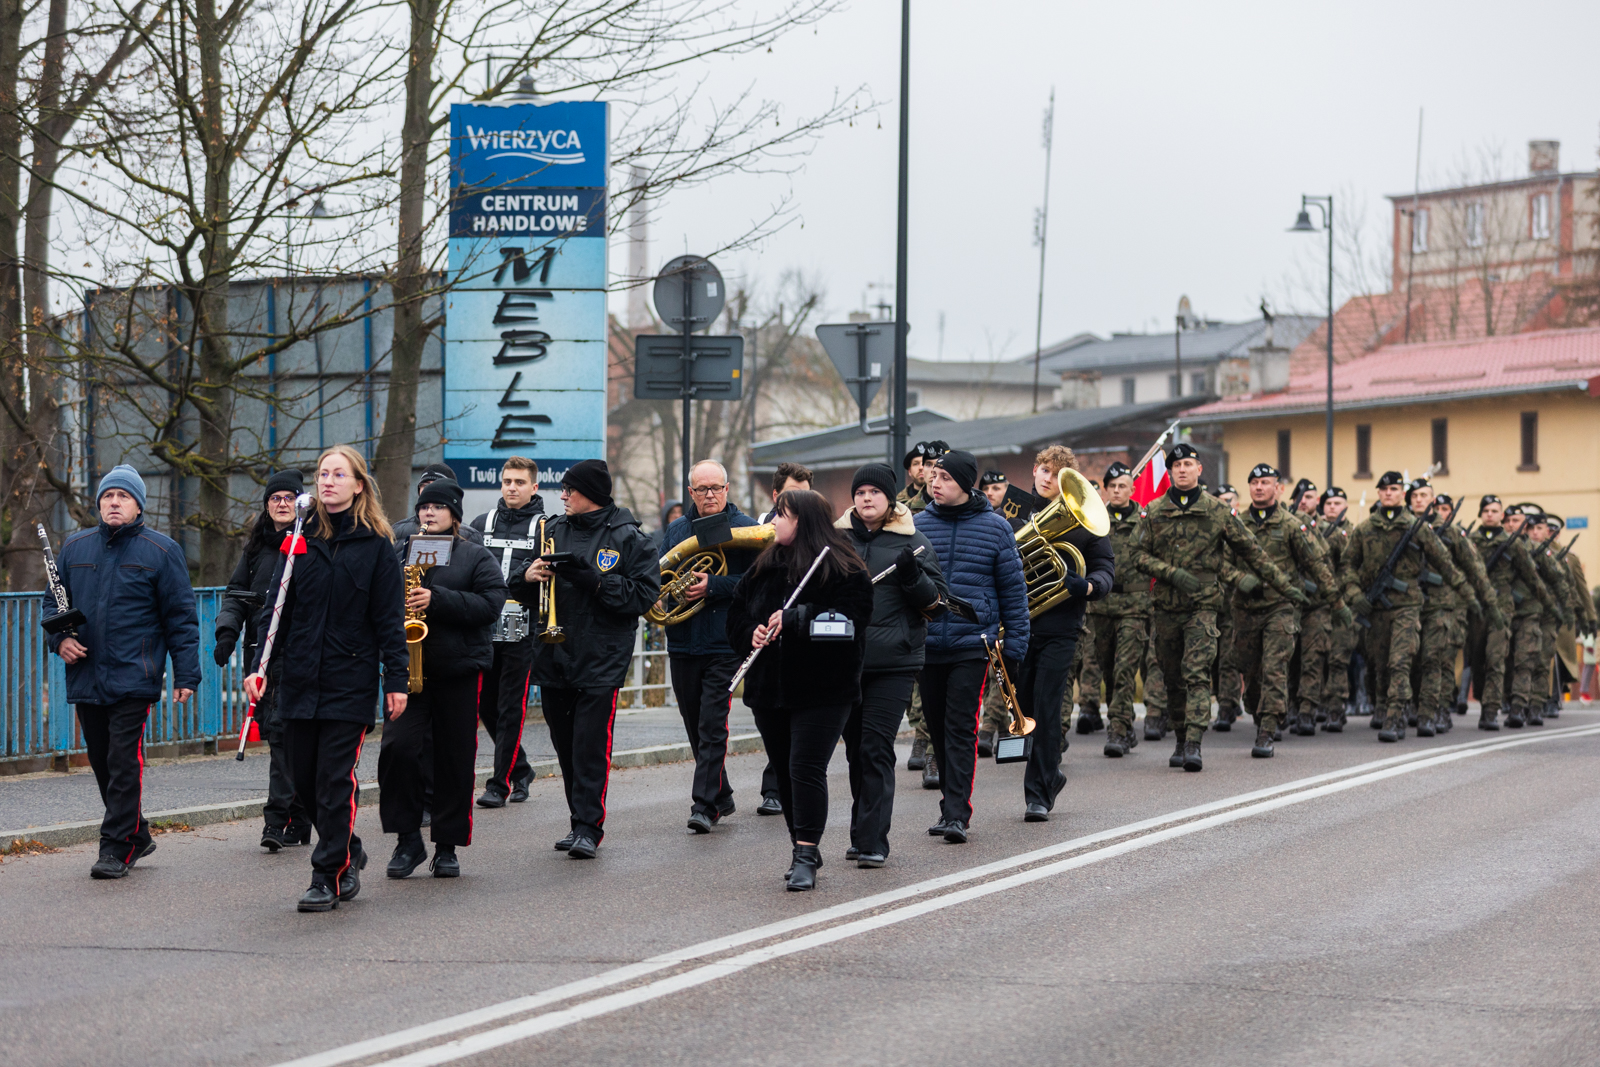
<box><xmin>445</xmin><ymin>100</ymin><xmax>608</xmax><ymax>491</ymax></box>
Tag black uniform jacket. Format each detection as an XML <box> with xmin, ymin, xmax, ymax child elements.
<box><xmin>519</xmin><ymin>504</ymin><xmax>659</xmax><ymax>690</ymax></box>
<box><xmin>727</xmin><ymin>559</ymin><xmax>875</xmax><ymax>710</ymax></box>
<box><xmin>403</xmin><ymin>533</ymin><xmax>508</xmax><ymax>680</ymax></box>
<box><xmin>217</xmin><ymin>535</ymin><xmax>279</xmax><ymax>650</ymax></box>
<box><xmin>1027</xmin><ymin>490</ymin><xmax>1115</xmax><ymax>636</ymax></box>
<box><xmin>469</xmin><ymin>496</ymin><xmax>546</xmax><ymax>584</ymax></box>
<box><xmin>836</xmin><ymin>505</ymin><xmax>947</xmax><ymax>674</ymax></box>
<box><xmin>250</xmin><ymin>510</ymin><xmax>410</xmax><ymax>724</ymax></box>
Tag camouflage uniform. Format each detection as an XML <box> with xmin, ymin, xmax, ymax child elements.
<box><xmin>1127</xmin><ymin>486</ymin><xmax>1298</xmax><ymax>760</ymax></box>
<box><xmin>1141</xmin><ymin>635</ymin><xmax>1166</xmax><ymax>739</ymax></box>
<box><xmin>896</xmin><ymin>485</ymin><xmax>931</xmax><ymax>515</ymax></box>
<box><xmin>1532</xmin><ymin>539</ymin><xmax>1577</xmax><ymax>722</ymax></box>
<box><xmin>1233</xmin><ymin>502</ymin><xmax>1343</xmax><ymax>740</ymax></box>
<box><xmin>1213</xmin><ymin>545</ymin><xmax>1243</xmax><ymax>728</ymax></box>
<box><xmin>1466</xmin><ymin>525</ymin><xmax>1548</xmax><ymax>725</ymax></box>
<box><xmin>1412</xmin><ymin>521</ymin><xmax>1495</xmax><ymax>734</ymax></box>
<box><xmin>1340</xmin><ymin>505</ymin><xmax>1468</xmax><ymax>738</ymax></box>
<box><xmin>1318</xmin><ymin>515</ymin><xmax>1357</xmax><ymax>720</ymax></box>
<box><xmin>1086</xmin><ymin>501</ymin><xmax>1149</xmax><ymax>750</ymax></box>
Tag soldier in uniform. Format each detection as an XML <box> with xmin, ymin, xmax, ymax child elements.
<box><xmin>1522</xmin><ymin>505</ymin><xmax>1577</xmax><ymax>724</ymax></box>
<box><xmin>1340</xmin><ymin>472</ymin><xmax>1471</xmax><ymax>742</ymax></box>
<box><xmin>1316</xmin><ymin>488</ymin><xmax>1357</xmax><ymax>728</ymax></box>
<box><xmin>1547</xmin><ymin>514</ymin><xmax>1599</xmax><ymax>714</ymax></box>
<box><xmin>1290</xmin><ymin>478</ymin><xmax>1321</xmax><ymax>521</ymax></box>
<box><xmin>1127</xmin><ymin>444</ymin><xmax>1301</xmax><ymax>771</ymax></box>
<box><xmin>1086</xmin><ymin>462</ymin><xmax>1150</xmax><ymax>757</ymax></box>
<box><xmin>1210</xmin><ymin>485</ymin><xmax>1245</xmax><ymax>732</ymax></box>
<box><xmin>1231</xmin><ymin>465</ymin><xmax>1348</xmax><ymax>756</ymax></box>
<box><xmin>1471</xmin><ymin>500</ymin><xmax>1562</xmax><ymax>729</ymax></box>
<box><xmin>1409</xmin><ymin>486</ymin><xmax>1499</xmax><ymax>736</ymax></box>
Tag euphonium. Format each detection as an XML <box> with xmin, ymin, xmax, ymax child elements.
<box><xmin>1014</xmin><ymin>466</ymin><xmax>1112</xmax><ymax>618</ymax></box>
<box><xmin>537</xmin><ymin>516</ymin><xmax>566</xmax><ymax>644</ymax></box>
<box><xmin>403</xmin><ymin>563</ymin><xmax>429</xmax><ymax>694</ymax></box>
<box><xmin>647</xmin><ymin>524</ymin><xmax>776</xmax><ymax>625</ymax></box>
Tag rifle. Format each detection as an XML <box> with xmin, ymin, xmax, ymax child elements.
<box><xmin>1356</xmin><ymin>508</ymin><xmax>1432</xmax><ymax>628</ymax></box>
<box><xmin>1554</xmin><ymin>533</ymin><xmax>1580</xmax><ymax>563</ymax></box>
<box><xmin>1482</xmin><ymin>521</ymin><xmax>1528</xmax><ymax>575</ymax></box>
<box><xmin>1461</xmin><ymin>521</ymin><xmax>1477</xmax><ymax>539</ymax></box>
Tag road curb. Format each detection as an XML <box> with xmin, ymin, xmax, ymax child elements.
<box><xmin>0</xmin><ymin>733</ymin><xmax>764</xmax><ymax>852</ymax></box>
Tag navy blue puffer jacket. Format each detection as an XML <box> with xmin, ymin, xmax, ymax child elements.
<box><xmin>915</xmin><ymin>494</ymin><xmax>1031</xmax><ymax>659</ymax></box>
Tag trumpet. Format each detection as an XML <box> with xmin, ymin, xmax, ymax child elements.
<box><xmin>648</xmin><ymin>524</ymin><xmax>776</xmax><ymax>625</ymax></box>
<box><xmin>1014</xmin><ymin>466</ymin><xmax>1111</xmax><ymax>618</ymax></box>
<box><xmin>983</xmin><ymin>633</ymin><xmax>1032</xmax><ymax>736</ymax></box>
<box><xmin>537</xmin><ymin>516</ymin><xmax>566</xmax><ymax>644</ymax></box>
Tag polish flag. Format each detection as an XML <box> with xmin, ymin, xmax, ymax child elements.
<box><xmin>1131</xmin><ymin>449</ymin><xmax>1169</xmax><ymax>507</ymax></box>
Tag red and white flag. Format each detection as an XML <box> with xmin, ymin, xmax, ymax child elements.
<box><xmin>1131</xmin><ymin>448</ymin><xmax>1169</xmax><ymax>507</ymax></box>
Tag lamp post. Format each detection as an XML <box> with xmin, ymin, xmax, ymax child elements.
<box><xmin>1290</xmin><ymin>194</ymin><xmax>1333</xmax><ymax>491</ymax></box>
<box><xmin>889</xmin><ymin>0</ymin><xmax>910</xmax><ymax>471</ymax></box>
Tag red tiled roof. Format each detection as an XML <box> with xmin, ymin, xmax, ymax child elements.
<box><xmin>1186</xmin><ymin>325</ymin><xmax>1600</xmax><ymax>420</ymax></box>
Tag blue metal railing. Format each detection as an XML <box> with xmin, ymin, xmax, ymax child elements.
<box><xmin>0</xmin><ymin>587</ymin><xmax>252</xmax><ymax>763</ymax></box>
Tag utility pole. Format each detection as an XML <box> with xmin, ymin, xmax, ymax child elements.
<box><xmin>890</xmin><ymin>0</ymin><xmax>911</xmax><ymax>470</ymax></box>
<box><xmin>1030</xmin><ymin>88</ymin><xmax>1056</xmax><ymax>413</ymax></box>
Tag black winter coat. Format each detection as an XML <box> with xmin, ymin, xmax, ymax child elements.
<box><xmin>662</xmin><ymin>500</ymin><xmax>766</xmax><ymax>657</ymax></box>
<box><xmin>403</xmin><ymin>534</ymin><xmax>507</xmax><ymax>679</ymax></box>
<box><xmin>216</xmin><ymin>534</ymin><xmax>282</xmax><ymax>651</ymax></box>
<box><xmin>249</xmin><ymin>510</ymin><xmax>410</xmax><ymax>724</ymax></box>
<box><xmin>726</xmin><ymin>558</ymin><xmax>875</xmax><ymax>710</ymax></box>
<box><xmin>522</xmin><ymin>505</ymin><xmax>660</xmax><ymax>690</ymax></box>
<box><xmin>1026</xmin><ymin>489</ymin><xmax>1116</xmax><ymax>636</ymax></box>
<box><xmin>836</xmin><ymin>505</ymin><xmax>947</xmax><ymax>673</ymax></box>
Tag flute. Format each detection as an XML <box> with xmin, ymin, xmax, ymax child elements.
<box><xmin>728</xmin><ymin>546</ymin><xmax>832</xmax><ymax>693</ymax></box>
<box><xmin>871</xmin><ymin>544</ymin><xmax>925</xmax><ymax>584</ymax></box>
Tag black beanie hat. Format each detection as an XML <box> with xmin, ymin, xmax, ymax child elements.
<box><xmin>851</xmin><ymin>463</ymin><xmax>899</xmax><ymax>502</ymax></box>
<box><xmin>264</xmin><ymin>468</ymin><xmax>304</xmax><ymax>505</ymax></box>
<box><xmin>415</xmin><ymin>478</ymin><xmax>464</xmax><ymax>521</ymax></box>
<box><xmin>417</xmin><ymin>462</ymin><xmax>456</xmax><ymax>493</ymax></box>
<box><xmin>562</xmin><ymin>459</ymin><xmax>614</xmax><ymax>507</ymax></box>
<box><xmin>934</xmin><ymin>450</ymin><xmax>979</xmax><ymax>494</ymax></box>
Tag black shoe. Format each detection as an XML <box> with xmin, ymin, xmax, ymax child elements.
<box><xmin>285</xmin><ymin>822</ymin><xmax>313</xmax><ymax>846</ymax></box>
<box><xmin>554</xmin><ymin>831</ymin><xmax>577</xmax><ymax>851</ymax></box>
<box><xmin>476</xmin><ymin>790</ymin><xmax>507</xmax><ymax>809</ymax></box>
<box><xmin>787</xmin><ymin>845</ymin><xmax>821</xmax><ymax>891</ymax></box>
<box><xmin>977</xmin><ymin>730</ymin><xmax>995</xmax><ymax>758</ymax></box>
<box><xmin>927</xmin><ymin>819</ymin><xmax>950</xmax><ymax>836</ymax></box>
<box><xmin>845</xmin><ymin>845</ymin><xmax>860</xmax><ymax>861</ymax></box>
<box><xmin>856</xmin><ymin>852</ymin><xmax>886</xmax><ymax>868</ymax></box>
<box><xmin>1024</xmin><ymin>803</ymin><xmax>1049</xmax><ymax>822</ymax></box>
<box><xmin>907</xmin><ymin>737</ymin><xmax>927</xmax><ymax>771</ymax></box>
<box><xmin>1169</xmin><ymin>735</ymin><xmax>1187</xmax><ymax>768</ymax></box>
<box><xmin>1182</xmin><ymin>741</ymin><xmax>1202</xmax><ymax>772</ymax></box>
<box><xmin>1478</xmin><ymin>712</ymin><xmax>1501</xmax><ymax>731</ymax></box>
<box><xmin>717</xmin><ymin>802</ymin><xmax>736</xmax><ymax>820</ymax></box>
<box><xmin>1545</xmin><ymin>702</ymin><xmax>1560</xmax><ymax>719</ymax></box>
<box><xmin>1505</xmin><ymin>709</ymin><xmax>1525</xmax><ymax>729</ymax></box>
<box><xmin>756</xmin><ymin>795</ymin><xmax>783</xmax><ymax>816</ymax></box>
<box><xmin>687</xmin><ymin>811</ymin><xmax>713</xmax><ymax>835</ymax></box>
<box><xmin>1406</xmin><ymin>705</ymin><xmax>1419</xmax><ymax>728</ymax></box>
<box><xmin>509</xmin><ymin>781</ymin><xmax>531</xmax><ymax>803</ymax></box>
<box><xmin>297</xmin><ymin>877</ymin><xmax>338</xmax><ymax>912</ymax></box>
<box><xmin>1144</xmin><ymin>715</ymin><xmax>1166</xmax><ymax>741</ymax></box>
<box><xmin>921</xmin><ymin>755</ymin><xmax>941</xmax><ymax>790</ymax></box>
<box><xmin>1251</xmin><ymin>730</ymin><xmax>1274</xmax><ymax>758</ymax></box>
<box><xmin>1378</xmin><ymin>716</ymin><xmax>1405</xmax><ymax>743</ymax></box>
<box><xmin>1213</xmin><ymin>708</ymin><xmax>1236</xmax><ymax>733</ymax></box>
<box><xmin>430</xmin><ymin>844</ymin><xmax>460</xmax><ymax>878</ymax></box>
<box><xmin>943</xmin><ymin>820</ymin><xmax>969</xmax><ymax>843</ymax></box>
<box><xmin>1314</xmin><ymin>708</ymin><xmax>1328</xmax><ymax>723</ymax></box>
<box><xmin>261</xmin><ymin>824</ymin><xmax>289</xmax><ymax>853</ymax></box>
<box><xmin>131</xmin><ymin>840</ymin><xmax>157</xmax><ymax>865</ymax></box>
<box><xmin>1297</xmin><ymin>713</ymin><xmax>1319</xmax><ymax>737</ymax></box>
<box><xmin>1369</xmin><ymin>710</ymin><xmax>1385</xmax><ymax>729</ymax></box>
<box><xmin>567</xmin><ymin>834</ymin><xmax>598</xmax><ymax>859</ymax></box>
<box><xmin>1416</xmin><ymin>719</ymin><xmax>1436</xmax><ymax>737</ymax></box>
<box><xmin>1272</xmin><ymin>728</ymin><xmax>1284</xmax><ymax>742</ymax></box>
<box><xmin>1076</xmin><ymin>708</ymin><xmax>1104</xmax><ymax>734</ymax></box>
<box><xmin>1103</xmin><ymin>732</ymin><xmax>1127</xmax><ymax>758</ymax></box>
<box><xmin>1526</xmin><ymin>706</ymin><xmax>1544</xmax><ymax>726</ymax></box>
<box><xmin>388</xmin><ymin>833</ymin><xmax>427</xmax><ymax>878</ymax></box>
<box><xmin>90</xmin><ymin>855</ymin><xmax>130</xmax><ymax>880</ymax></box>
<box><xmin>1322</xmin><ymin>706</ymin><xmax>1346</xmax><ymax>732</ymax></box>
<box><xmin>338</xmin><ymin>847</ymin><xmax>367</xmax><ymax>901</ymax></box>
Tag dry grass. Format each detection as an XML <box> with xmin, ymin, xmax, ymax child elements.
<box><xmin>149</xmin><ymin>820</ymin><xmax>195</xmax><ymax>835</ymax></box>
<box><xmin>1</xmin><ymin>838</ymin><xmax>61</xmax><ymax>862</ymax></box>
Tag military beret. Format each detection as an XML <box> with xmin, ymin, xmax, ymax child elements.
<box><xmin>1546</xmin><ymin>514</ymin><xmax>1564</xmax><ymax>529</ymax></box>
<box><xmin>978</xmin><ymin>470</ymin><xmax>1008</xmax><ymax>487</ymax></box>
<box><xmin>1167</xmin><ymin>442</ymin><xmax>1199</xmax><ymax>464</ymax></box>
<box><xmin>1248</xmin><ymin>462</ymin><xmax>1279</xmax><ymax>481</ymax></box>
<box><xmin>1514</xmin><ymin>502</ymin><xmax>1544</xmax><ymax>519</ymax></box>
<box><xmin>1103</xmin><ymin>461</ymin><xmax>1133</xmax><ymax>482</ymax></box>
<box><xmin>1211</xmin><ymin>483</ymin><xmax>1236</xmax><ymax>497</ymax></box>
<box><xmin>1505</xmin><ymin>503</ymin><xmax>1525</xmax><ymax>516</ymax></box>
<box><xmin>1321</xmin><ymin>486</ymin><xmax>1347</xmax><ymax>503</ymax></box>
<box><xmin>1376</xmin><ymin>471</ymin><xmax>1405</xmax><ymax>488</ymax></box>
<box><xmin>1404</xmin><ymin>477</ymin><xmax>1431</xmax><ymax>501</ymax></box>
<box><xmin>903</xmin><ymin>442</ymin><xmax>931</xmax><ymax>470</ymax></box>
<box><xmin>1479</xmin><ymin>494</ymin><xmax>1501</xmax><ymax>512</ymax></box>
<box><xmin>1434</xmin><ymin>492</ymin><xmax>1454</xmax><ymax>509</ymax></box>
<box><xmin>1292</xmin><ymin>478</ymin><xmax>1317</xmax><ymax>499</ymax></box>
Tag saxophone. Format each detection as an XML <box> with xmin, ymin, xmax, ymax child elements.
<box><xmin>403</xmin><ymin>563</ymin><xmax>429</xmax><ymax>694</ymax></box>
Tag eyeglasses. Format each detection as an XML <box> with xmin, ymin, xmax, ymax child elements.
<box><xmin>267</xmin><ymin>493</ymin><xmax>297</xmax><ymax>505</ymax></box>
<box><xmin>687</xmin><ymin>484</ymin><xmax>728</xmax><ymax>496</ymax></box>
<box><xmin>316</xmin><ymin>470</ymin><xmax>352</xmax><ymax>482</ymax></box>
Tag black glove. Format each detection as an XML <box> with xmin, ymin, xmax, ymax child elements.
<box><xmin>893</xmin><ymin>546</ymin><xmax>921</xmax><ymax>587</ymax></box>
<box><xmin>213</xmin><ymin>629</ymin><xmax>238</xmax><ymax>667</ymax></box>
<box><xmin>554</xmin><ymin>554</ymin><xmax>601</xmax><ymax>593</ymax></box>
<box><xmin>1063</xmin><ymin>572</ymin><xmax>1090</xmax><ymax>599</ymax></box>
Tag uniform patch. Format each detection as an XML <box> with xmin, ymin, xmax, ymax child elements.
<box><xmin>596</xmin><ymin>548</ymin><xmax>620</xmax><ymax>572</ymax></box>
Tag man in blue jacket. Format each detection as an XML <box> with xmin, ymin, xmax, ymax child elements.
<box><xmin>45</xmin><ymin>464</ymin><xmax>201</xmax><ymax>879</ymax></box>
<box><xmin>663</xmin><ymin>460</ymin><xmax>766</xmax><ymax>833</ymax></box>
<box><xmin>914</xmin><ymin>450</ymin><xmax>1031</xmax><ymax>843</ymax></box>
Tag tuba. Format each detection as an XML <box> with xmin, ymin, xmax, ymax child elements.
<box><xmin>647</xmin><ymin>524</ymin><xmax>776</xmax><ymax>625</ymax></box>
<box><xmin>1014</xmin><ymin>467</ymin><xmax>1111</xmax><ymax>618</ymax></box>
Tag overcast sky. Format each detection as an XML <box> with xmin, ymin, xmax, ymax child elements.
<box><xmin>615</xmin><ymin>0</ymin><xmax>1600</xmax><ymax>363</ymax></box>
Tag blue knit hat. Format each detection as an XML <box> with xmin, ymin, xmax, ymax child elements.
<box><xmin>97</xmin><ymin>464</ymin><xmax>147</xmax><ymax>512</ymax></box>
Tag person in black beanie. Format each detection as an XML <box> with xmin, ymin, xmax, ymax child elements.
<box><xmin>381</xmin><ymin>478</ymin><xmax>506</xmax><ymax>879</ymax></box>
<box><xmin>520</xmin><ymin>459</ymin><xmax>659</xmax><ymax>858</ymax></box>
<box><xmin>216</xmin><ymin>468</ymin><xmax>313</xmax><ymax>852</ymax></box>
<box><xmin>836</xmin><ymin>463</ymin><xmax>946</xmax><ymax>867</ymax></box>
<box><xmin>394</xmin><ymin>464</ymin><xmax>483</xmax><ymax>545</ymax></box>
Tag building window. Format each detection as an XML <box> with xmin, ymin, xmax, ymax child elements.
<box><xmin>1168</xmin><ymin>373</ymin><xmax>1181</xmax><ymax>398</ymax></box>
<box><xmin>1121</xmin><ymin>377</ymin><xmax>1136</xmax><ymax>404</ymax></box>
<box><xmin>1276</xmin><ymin>429</ymin><xmax>1291</xmax><ymax>481</ymax></box>
<box><xmin>1431</xmin><ymin>417</ymin><xmax>1448</xmax><ymax>474</ymax></box>
<box><xmin>1190</xmin><ymin>371</ymin><xmax>1207</xmax><ymax>396</ymax></box>
<box><xmin>1519</xmin><ymin>411</ymin><xmax>1539</xmax><ymax>471</ymax></box>
<box><xmin>1465</xmin><ymin>202</ymin><xmax>1485</xmax><ymax>248</ymax></box>
<box><xmin>1412</xmin><ymin>207</ymin><xmax>1429</xmax><ymax>253</ymax></box>
<box><xmin>1531</xmin><ymin>194</ymin><xmax>1552</xmax><ymax>239</ymax></box>
<box><xmin>1355</xmin><ymin>423</ymin><xmax>1372</xmax><ymax>479</ymax></box>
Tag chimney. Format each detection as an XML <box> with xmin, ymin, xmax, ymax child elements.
<box><xmin>626</xmin><ymin>165</ymin><xmax>651</xmax><ymax>329</ymax></box>
<box><xmin>1529</xmin><ymin>140</ymin><xmax>1560</xmax><ymax>177</ymax></box>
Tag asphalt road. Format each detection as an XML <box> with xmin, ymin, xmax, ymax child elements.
<box><xmin>4</xmin><ymin>709</ymin><xmax>1599</xmax><ymax>1067</ymax></box>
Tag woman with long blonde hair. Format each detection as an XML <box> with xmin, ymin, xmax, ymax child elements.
<box><xmin>244</xmin><ymin>444</ymin><xmax>410</xmax><ymax>912</ymax></box>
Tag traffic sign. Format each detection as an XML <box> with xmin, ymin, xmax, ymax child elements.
<box><xmin>633</xmin><ymin>334</ymin><xmax>744</xmax><ymax>401</ymax></box>
<box><xmin>652</xmin><ymin>255</ymin><xmax>726</xmax><ymax>333</ymax></box>
<box><xmin>816</xmin><ymin>321</ymin><xmax>905</xmax><ymax>429</ymax></box>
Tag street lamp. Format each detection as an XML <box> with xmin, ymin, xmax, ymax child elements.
<box><xmin>1290</xmin><ymin>194</ymin><xmax>1333</xmax><ymax>491</ymax></box>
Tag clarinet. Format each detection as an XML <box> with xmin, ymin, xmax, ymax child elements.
<box><xmin>38</xmin><ymin>525</ymin><xmax>87</xmax><ymax>636</ymax></box>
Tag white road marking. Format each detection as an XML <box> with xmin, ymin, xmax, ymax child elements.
<box><xmin>275</xmin><ymin>723</ymin><xmax>1600</xmax><ymax>1067</ymax></box>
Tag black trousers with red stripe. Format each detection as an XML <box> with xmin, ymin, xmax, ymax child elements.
<box><xmin>76</xmin><ymin>699</ymin><xmax>151</xmax><ymax>862</ymax></box>
<box><xmin>669</xmin><ymin>653</ymin><xmax>738</xmax><ymax>818</ymax></box>
<box><xmin>380</xmin><ymin>671</ymin><xmax>481</xmax><ymax>847</ymax></box>
<box><xmin>921</xmin><ymin>656</ymin><xmax>988</xmax><ymax>826</ymax></box>
<box><xmin>285</xmin><ymin>718</ymin><xmax>368</xmax><ymax>880</ymax></box>
<box><xmin>478</xmin><ymin>640</ymin><xmax>534</xmax><ymax>797</ymax></box>
<box><xmin>1019</xmin><ymin>629</ymin><xmax>1080</xmax><ymax>812</ymax></box>
<box><xmin>542</xmin><ymin>687</ymin><xmax>618</xmax><ymax>842</ymax></box>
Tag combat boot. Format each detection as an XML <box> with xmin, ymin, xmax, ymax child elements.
<box><xmin>1076</xmin><ymin>706</ymin><xmax>1105</xmax><ymax>735</ymax></box>
<box><xmin>1295</xmin><ymin>710</ymin><xmax>1317</xmax><ymax>737</ymax></box>
<box><xmin>921</xmin><ymin>752</ymin><xmax>941</xmax><ymax>790</ymax></box>
<box><xmin>1322</xmin><ymin>704</ymin><xmax>1346</xmax><ymax>732</ymax></box>
<box><xmin>1416</xmin><ymin>715</ymin><xmax>1435</xmax><ymax>737</ymax></box>
<box><xmin>1478</xmin><ymin>708</ymin><xmax>1501</xmax><ymax>730</ymax></box>
<box><xmin>1213</xmin><ymin>705</ymin><xmax>1237</xmax><ymax>732</ymax></box>
<box><xmin>1169</xmin><ymin>733</ymin><xmax>1187</xmax><ymax>768</ymax></box>
<box><xmin>1144</xmin><ymin>713</ymin><xmax>1166</xmax><ymax>742</ymax></box>
<box><xmin>1378</xmin><ymin>712</ymin><xmax>1406</xmax><ymax>743</ymax></box>
<box><xmin>1435</xmin><ymin>706</ymin><xmax>1452</xmax><ymax>734</ymax></box>
<box><xmin>1545</xmin><ymin>695</ymin><xmax>1561</xmax><ymax>719</ymax></box>
<box><xmin>1103</xmin><ymin>727</ymin><xmax>1129</xmax><ymax>758</ymax></box>
<box><xmin>1405</xmin><ymin>702</ymin><xmax>1419</xmax><ymax>728</ymax></box>
<box><xmin>1182</xmin><ymin>739</ymin><xmax>1203</xmax><ymax>772</ymax></box>
<box><xmin>907</xmin><ymin>736</ymin><xmax>927</xmax><ymax>771</ymax></box>
<box><xmin>1314</xmin><ymin>708</ymin><xmax>1328</xmax><ymax>724</ymax></box>
<box><xmin>1369</xmin><ymin>706</ymin><xmax>1385</xmax><ymax>729</ymax></box>
<box><xmin>1504</xmin><ymin>706</ymin><xmax>1526</xmax><ymax>729</ymax></box>
<box><xmin>1526</xmin><ymin>703</ymin><xmax>1544</xmax><ymax>727</ymax></box>
<box><xmin>1251</xmin><ymin>727</ymin><xmax>1274</xmax><ymax>758</ymax></box>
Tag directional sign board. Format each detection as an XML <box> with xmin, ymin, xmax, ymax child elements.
<box><xmin>444</xmin><ymin>100</ymin><xmax>608</xmax><ymax>497</ymax></box>
<box><xmin>653</xmin><ymin>255</ymin><xmax>725</xmax><ymax>333</ymax></box>
<box><xmin>633</xmin><ymin>334</ymin><xmax>744</xmax><ymax>400</ymax></box>
<box><xmin>816</xmin><ymin>321</ymin><xmax>904</xmax><ymax>426</ymax></box>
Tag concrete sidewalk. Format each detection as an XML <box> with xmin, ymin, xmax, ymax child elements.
<box><xmin>1</xmin><ymin>703</ymin><xmax>763</xmax><ymax>849</ymax></box>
